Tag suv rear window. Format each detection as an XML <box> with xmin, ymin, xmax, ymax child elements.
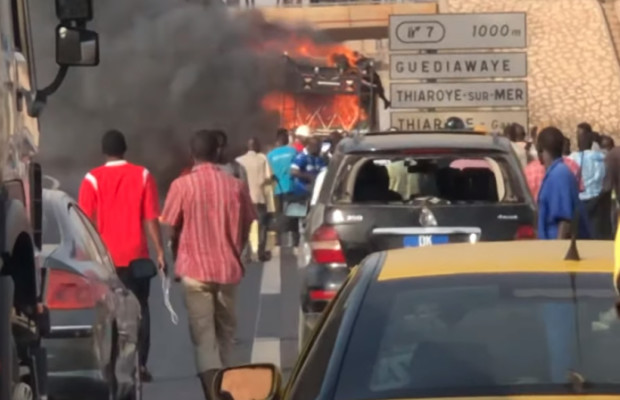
<box><xmin>332</xmin><ymin>152</ymin><xmax>524</xmax><ymax>204</ymax></box>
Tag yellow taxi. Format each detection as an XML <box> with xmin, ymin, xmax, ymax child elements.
<box><xmin>211</xmin><ymin>240</ymin><xmax>620</xmax><ymax>400</ymax></box>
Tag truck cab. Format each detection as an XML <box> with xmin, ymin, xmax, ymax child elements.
<box><xmin>0</xmin><ymin>0</ymin><xmax>99</xmax><ymax>399</ymax></box>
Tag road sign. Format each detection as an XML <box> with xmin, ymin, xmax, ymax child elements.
<box><xmin>390</xmin><ymin>110</ymin><xmax>528</xmax><ymax>132</ymax></box>
<box><xmin>390</xmin><ymin>52</ymin><xmax>527</xmax><ymax>80</ymax></box>
<box><xmin>389</xmin><ymin>13</ymin><xmax>527</xmax><ymax>51</ymax></box>
<box><xmin>390</xmin><ymin>81</ymin><xmax>528</xmax><ymax>109</ymax></box>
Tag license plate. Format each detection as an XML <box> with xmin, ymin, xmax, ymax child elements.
<box><xmin>403</xmin><ymin>235</ymin><xmax>449</xmax><ymax>247</ymax></box>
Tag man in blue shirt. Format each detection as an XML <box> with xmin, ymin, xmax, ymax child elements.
<box><xmin>267</xmin><ymin>129</ymin><xmax>297</xmax><ymax>200</ymax></box>
<box><xmin>267</xmin><ymin>129</ymin><xmax>298</xmax><ymax>246</ymax></box>
<box><xmin>536</xmin><ymin>126</ymin><xmax>591</xmax><ymax>384</ymax></box>
<box><xmin>538</xmin><ymin>127</ymin><xmax>591</xmax><ymax>240</ymax></box>
<box><xmin>569</xmin><ymin>123</ymin><xmax>611</xmax><ymax>239</ymax></box>
<box><xmin>290</xmin><ymin>136</ymin><xmax>327</xmax><ymax>198</ymax></box>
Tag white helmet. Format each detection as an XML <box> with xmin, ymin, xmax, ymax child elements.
<box><xmin>295</xmin><ymin>125</ymin><xmax>311</xmax><ymax>137</ymax></box>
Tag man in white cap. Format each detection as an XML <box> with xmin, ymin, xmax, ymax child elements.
<box><xmin>292</xmin><ymin>125</ymin><xmax>311</xmax><ymax>152</ymax></box>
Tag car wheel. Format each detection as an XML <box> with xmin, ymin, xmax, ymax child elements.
<box><xmin>109</xmin><ymin>342</ymin><xmax>141</xmax><ymax>400</ymax></box>
<box><xmin>0</xmin><ymin>276</ymin><xmax>22</xmax><ymax>400</ymax></box>
<box><xmin>130</xmin><ymin>348</ymin><xmax>142</xmax><ymax>400</ymax></box>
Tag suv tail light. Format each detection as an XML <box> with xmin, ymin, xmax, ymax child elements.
<box><xmin>46</xmin><ymin>269</ymin><xmax>104</xmax><ymax>310</ymax></box>
<box><xmin>310</xmin><ymin>225</ymin><xmax>346</xmax><ymax>264</ymax></box>
<box><xmin>309</xmin><ymin>289</ymin><xmax>337</xmax><ymax>301</ymax></box>
<box><xmin>515</xmin><ymin>225</ymin><xmax>535</xmax><ymax>240</ymax></box>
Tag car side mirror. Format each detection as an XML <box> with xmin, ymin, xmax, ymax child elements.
<box><xmin>211</xmin><ymin>364</ymin><xmax>281</xmax><ymax>400</ymax></box>
<box><xmin>55</xmin><ymin>0</ymin><xmax>93</xmax><ymax>21</ymax></box>
<box><xmin>55</xmin><ymin>25</ymin><xmax>99</xmax><ymax>67</ymax></box>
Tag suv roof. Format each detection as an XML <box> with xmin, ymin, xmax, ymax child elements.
<box><xmin>336</xmin><ymin>131</ymin><xmax>513</xmax><ymax>154</ymax></box>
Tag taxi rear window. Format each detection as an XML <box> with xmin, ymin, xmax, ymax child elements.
<box><xmin>331</xmin><ymin>152</ymin><xmax>525</xmax><ymax>204</ymax></box>
<box><xmin>335</xmin><ymin>273</ymin><xmax>620</xmax><ymax>400</ymax></box>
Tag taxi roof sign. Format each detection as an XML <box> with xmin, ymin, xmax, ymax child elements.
<box><xmin>473</xmin><ymin>125</ymin><xmax>488</xmax><ymax>134</ymax></box>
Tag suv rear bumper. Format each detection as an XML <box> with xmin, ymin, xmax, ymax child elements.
<box><xmin>300</xmin><ymin>261</ymin><xmax>349</xmax><ymax>313</ymax></box>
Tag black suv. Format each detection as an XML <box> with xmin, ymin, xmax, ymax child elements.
<box><xmin>298</xmin><ymin>130</ymin><xmax>536</xmax><ymax>345</ymax></box>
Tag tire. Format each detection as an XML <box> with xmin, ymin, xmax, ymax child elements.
<box><xmin>129</xmin><ymin>348</ymin><xmax>142</xmax><ymax>400</ymax></box>
<box><xmin>0</xmin><ymin>277</ymin><xmax>14</xmax><ymax>400</ymax></box>
<box><xmin>109</xmin><ymin>338</ymin><xmax>141</xmax><ymax>400</ymax></box>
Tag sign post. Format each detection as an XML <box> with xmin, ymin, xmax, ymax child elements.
<box><xmin>390</xmin><ymin>81</ymin><xmax>527</xmax><ymax>109</ymax></box>
<box><xmin>390</xmin><ymin>110</ymin><xmax>528</xmax><ymax>132</ymax></box>
<box><xmin>386</xmin><ymin>12</ymin><xmax>528</xmax><ymax>133</ymax></box>
<box><xmin>390</xmin><ymin>52</ymin><xmax>527</xmax><ymax>80</ymax></box>
<box><xmin>389</xmin><ymin>13</ymin><xmax>527</xmax><ymax>51</ymax></box>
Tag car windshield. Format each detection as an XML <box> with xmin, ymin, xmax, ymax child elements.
<box><xmin>336</xmin><ymin>273</ymin><xmax>620</xmax><ymax>400</ymax></box>
<box><xmin>332</xmin><ymin>152</ymin><xmax>524</xmax><ymax>204</ymax></box>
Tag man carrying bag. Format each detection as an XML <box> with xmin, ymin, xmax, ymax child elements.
<box><xmin>78</xmin><ymin>129</ymin><xmax>165</xmax><ymax>382</ymax></box>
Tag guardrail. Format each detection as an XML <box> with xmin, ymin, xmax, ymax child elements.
<box><xmin>228</xmin><ymin>0</ymin><xmax>434</xmax><ymax>8</ymax></box>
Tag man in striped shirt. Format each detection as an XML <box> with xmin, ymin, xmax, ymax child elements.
<box><xmin>160</xmin><ymin>130</ymin><xmax>255</xmax><ymax>399</ymax></box>
<box><xmin>78</xmin><ymin>129</ymin><xmax>165</xmax><ymax>382</ymax></box>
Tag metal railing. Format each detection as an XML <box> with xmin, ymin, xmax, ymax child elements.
<box><xmin>228</xmin><ymin>0</ymin><xmax>433</xmax><ymax>8</ymax></box>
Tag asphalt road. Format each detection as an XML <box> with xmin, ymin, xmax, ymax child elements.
<box><xmin>46</xmin><ymin>171</ymin><xmax>301</xmax><ymax>399</ymax></box>
<box><xmin>143</xmin><ymin>247</ymin><xmax>301</xmax><ymax>399</ymax></box>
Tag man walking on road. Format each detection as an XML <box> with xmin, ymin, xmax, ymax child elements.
<box><xmin>569</xmin><ymin>127</ymin><xmax>610</xmax><ymax>238</ymax></box>
<box><xmin>160</xmin><ymin>130</ymin><xmax>255</xmax><ymax>399</ymax></box>
<box><xmin>267</xmin><ymin>129</ymin><xmax>297</xmax><ymax>245</ymax></box>
<box><xmin>215</xmin><ymin>130</ymin><xmax>248</xmax><ymax>183</ymax></box>
<box><xmin>78</xmin><ymin>129</ymin><xmax>165</xmax><ymax>382</ymax></box>
<box><xmin>290</xmin><ymin>136</ymin><xmax>327</xmax><ymax>199</ymax></box>
<box><xmin>237</xmin><ymin>137</ymin><xmax>272</xmax><ymax>261</ymax></box>
<box><xmin>536</xmin><ymin>127</ymin><xmax>590</xmax><ymax>240</ymax></box>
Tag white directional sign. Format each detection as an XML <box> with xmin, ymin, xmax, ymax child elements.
<box><xmin>390</xmin><ymin>110</ymin><xmax>529</xmax><ymax>132</ymax></box>
<box><xmin>390</xmin><ymin>52</ymin><xmax>527</xmax><ymax>80</ymax></box>
<box><xmin>389</xmin><ymin>13</ymin><xmax>527</xmax><ymax>51</ymax></box>
<box><xmin>391</xmin><ymin>81</ymin><xmax>528</xmax><ymax>109</ymax></box>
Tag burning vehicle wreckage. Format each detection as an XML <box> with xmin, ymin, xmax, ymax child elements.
<box><xmin>260</xmin><ymin>47</ymin><xmax>391</xmax><ymax>134</ymax></box>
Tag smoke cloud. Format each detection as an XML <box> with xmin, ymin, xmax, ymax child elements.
<box><xmin>31</xmin><ymin>0</ymin><xmax>331</xmax><ymax>196</ymax></box>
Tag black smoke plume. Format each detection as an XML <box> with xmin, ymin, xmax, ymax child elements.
<box><xmin>31</xmin><ymin>0</ymin><xmax>330</xmax><ymax>196</ymax></box>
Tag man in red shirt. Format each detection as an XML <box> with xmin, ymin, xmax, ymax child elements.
<box><xmin>78</xmin><ymin>129</ymin><xmax>165</xmax><ymax>382</ymax></box>
<box><xmin>160</xmin><ymin>129</ymin><xmax>255</xmax><ymax>399</ymax></box>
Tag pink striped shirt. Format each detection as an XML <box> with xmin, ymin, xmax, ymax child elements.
<box><xmin>161</xmin><ymin>163</ymin><xmax>256</xmax><ymax>284</ymax></box>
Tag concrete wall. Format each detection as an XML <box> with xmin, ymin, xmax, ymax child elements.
<box><xmin>443</xmin><ymin>0</ymin><xmax>620</xmax><ymax>137</ymax></box>
<box><xmin>260</xmin><ymin>3</ymin><xmax>437</xmax><ymax>40</ymax></box>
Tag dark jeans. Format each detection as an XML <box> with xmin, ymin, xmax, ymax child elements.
<box><xmin>255</xmin><ymin>203</ymin><xmax>269</xmax><ymax>257</ymax></box>
<box><xmin>276</xmin><ymin>193</ymin><xmax>303</xmax><ymax>246</ymax></box>
<box><xmin>117</xmin><ymin>268</ymin><xmax>151</xmax><ymax>368</ymax></box>
<box><xmin>583</xmin><ymin>191</ymin><xmax>613</xmax><ymax>239</ymax></box>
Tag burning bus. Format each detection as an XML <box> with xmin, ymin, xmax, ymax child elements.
<box><xmin>259</xmin><ymin>39</ymin><xmax>389</xmax><ymax>134</ymax></box>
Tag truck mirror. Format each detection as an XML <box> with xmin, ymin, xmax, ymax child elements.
<box><xmin>55</xmin><ymin>0</ymin><xmax>93</xmax><ymax>21</ymax></box>
<box><xmin>55</xmin><ymin>25</ymin><xmax>99</xmax><ymax>67</ymax></box>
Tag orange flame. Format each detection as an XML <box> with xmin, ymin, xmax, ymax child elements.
<box><xmin>256</xmin><ymin>34</ymin><xmax>367</xmax><ymax>132</ymax></box>
<box><xmin>257</xmin><ymin>34</ymin><xmax>360</xmax><ymax>67</ymax></box>
<box><xmin>262</xmin><ymin>92</ymin><xmax>366</xmax><ymax>132</ymax></box>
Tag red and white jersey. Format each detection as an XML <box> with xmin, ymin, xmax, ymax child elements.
<box><xmin>78</xmin><ymin>160</ymin><xmax>160</xmax><ymax>267</ymax></box>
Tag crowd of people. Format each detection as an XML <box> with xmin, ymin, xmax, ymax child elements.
<box><xmin>74</xmin><ymin>119</ymin><xmax>618</xmax><ymax>400</ymax></box>
<box><xmin>75</xmin><ymin>125</ymin><xmax>342</xmax><ymax>399</ymax></box>
<box><xmin>504</xmin><ymin>121</ymin><xmax>616</xmax><ymax>240</ymax></box>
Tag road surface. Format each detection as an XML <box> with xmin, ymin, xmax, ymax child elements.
<box><xmin>144</xmin><ymin>247</ymin><xmax>301</xmax><ymax>399</ymax></box>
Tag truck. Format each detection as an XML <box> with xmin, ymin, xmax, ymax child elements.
<box><xmin>0</xmin><ymin>0</ymin><xmax>100</xmax><ymax>399</ymax></box>
<box><xmin>263</xmin><ymin>53</ymin><xmax>382</xmax><ymax>134</ymax></box>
